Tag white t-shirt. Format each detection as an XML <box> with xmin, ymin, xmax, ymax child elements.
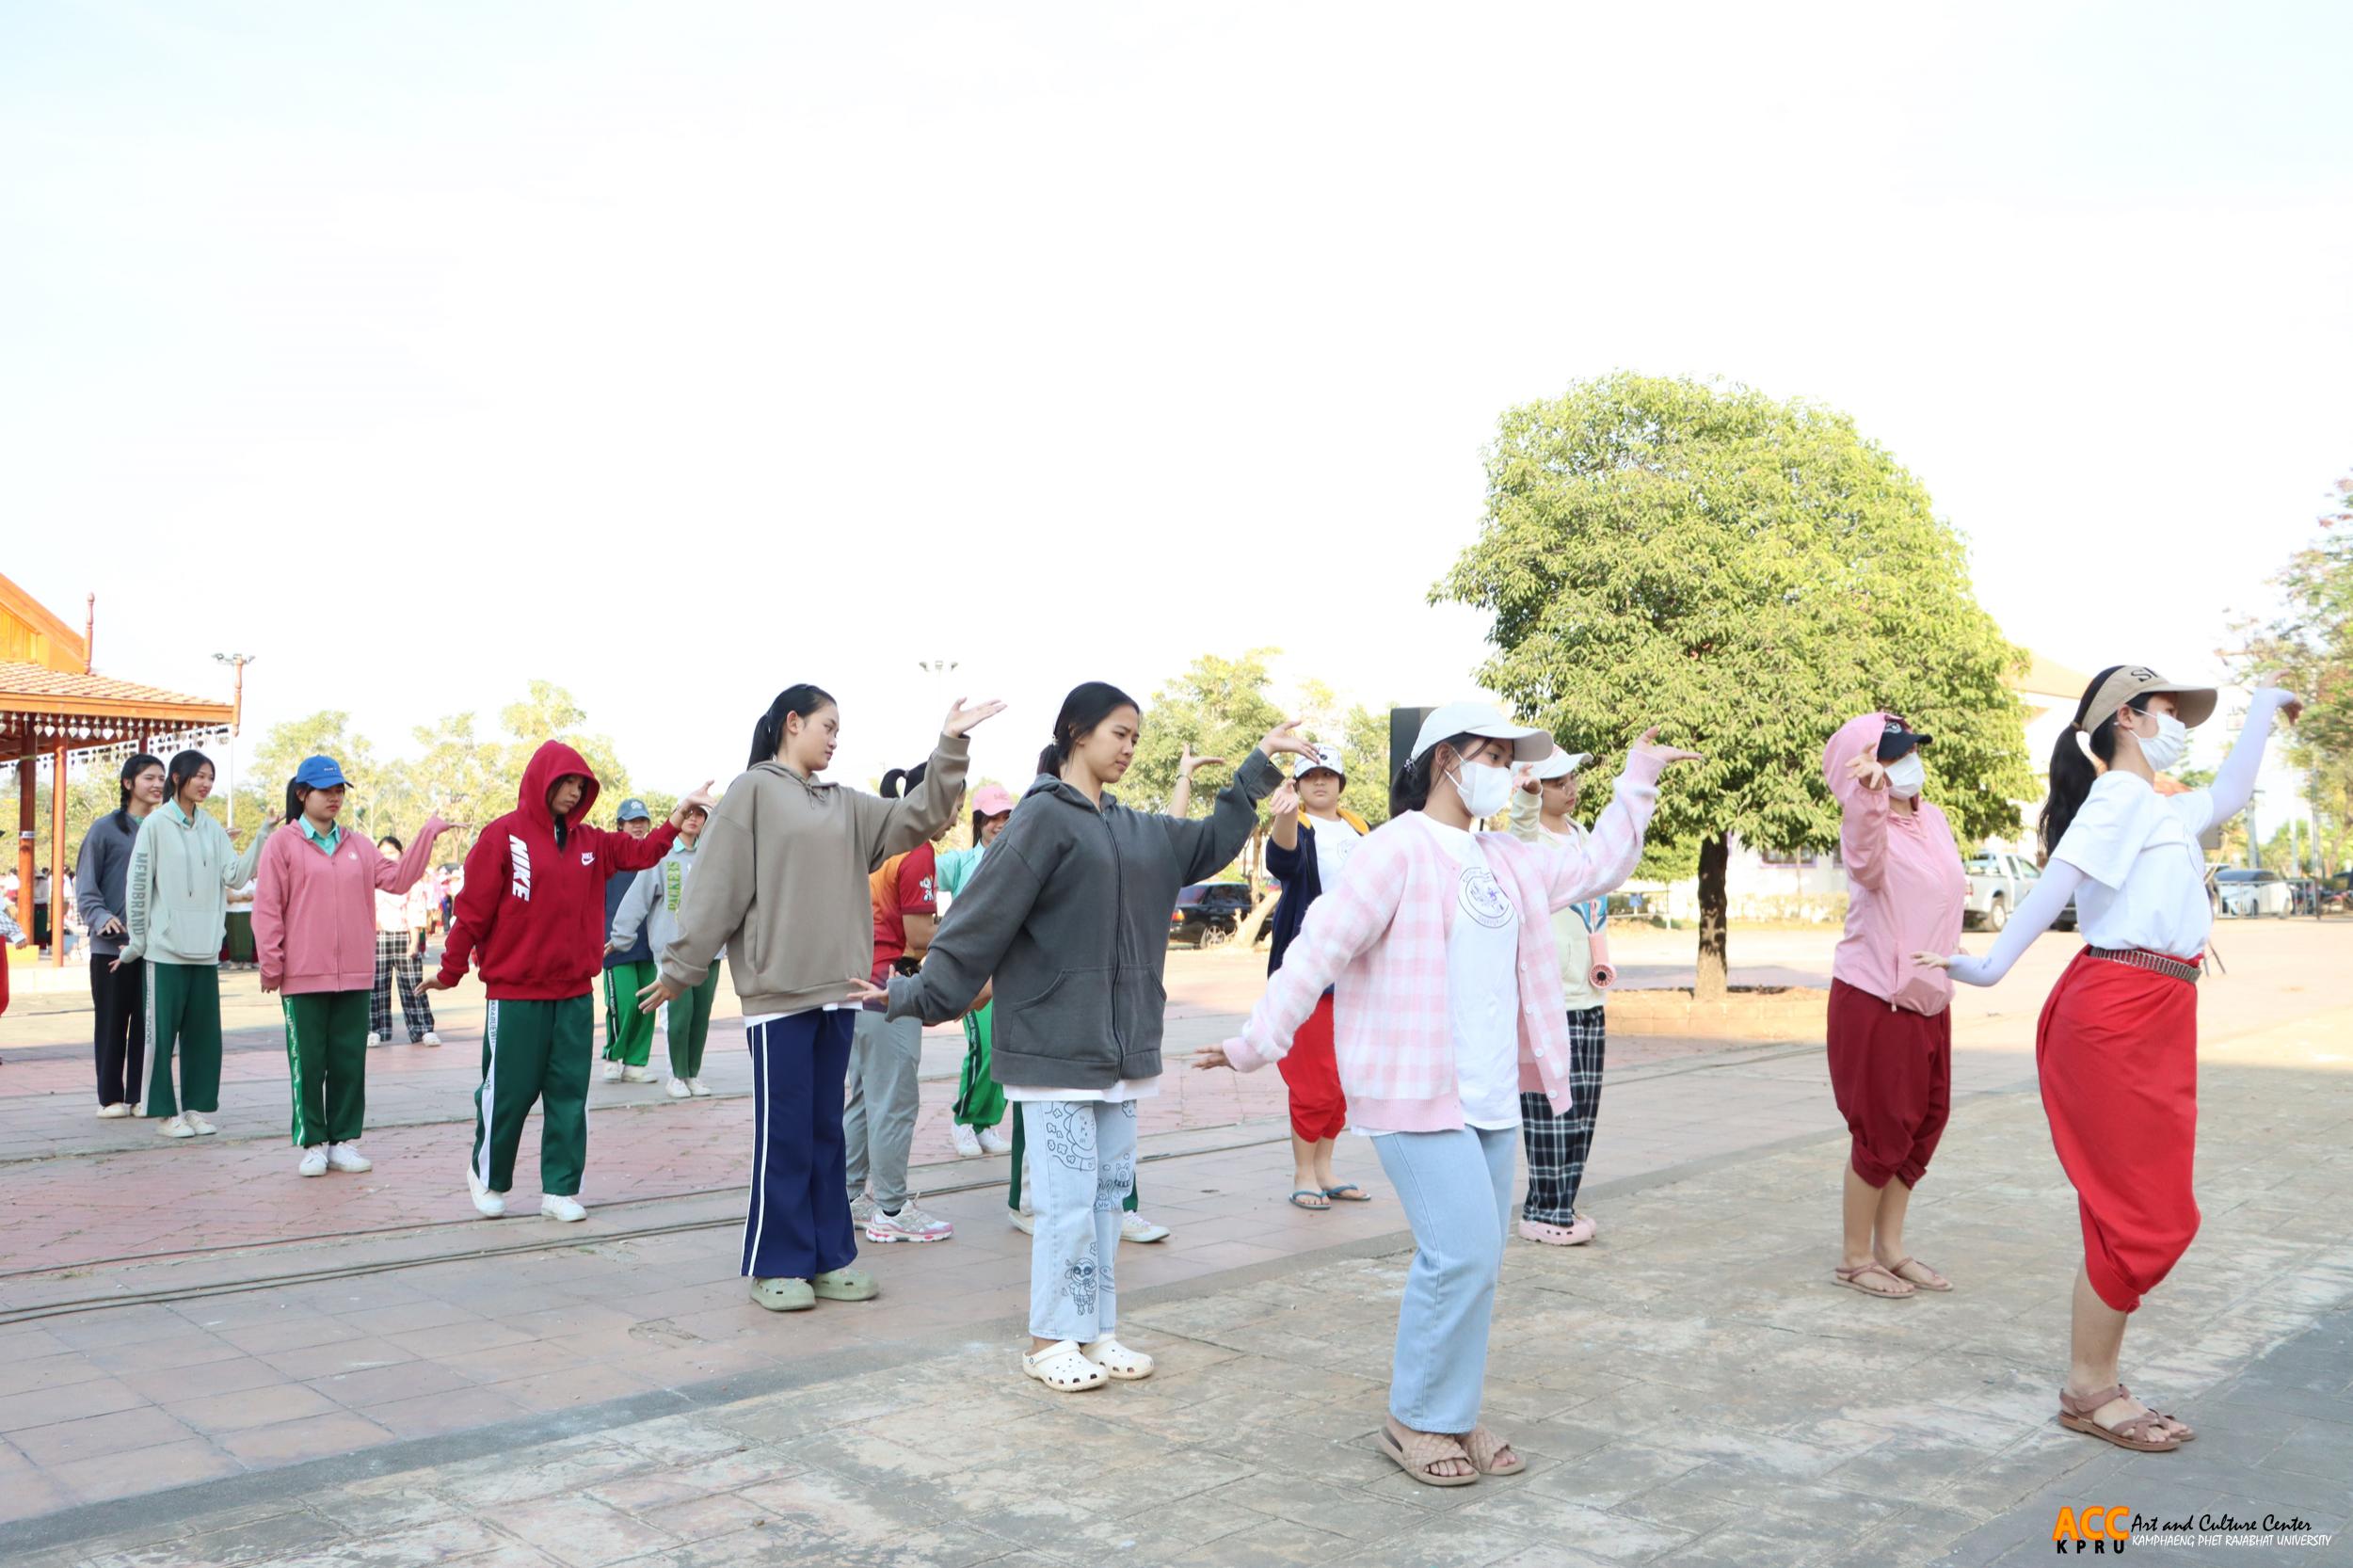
<box><xmin>1004</xmin><ymin>1078</ymin><xmax>1160</xmax><ymax>1105</ymax></box>
<box><xmin>1413</xmin><ymin>812</ymin><xmax>1522</xmax><ymax>1131</ymax></box>
<box><xmin>1307</xmin><ymin>812</ymin><xmax>1363</xmax><ymax>892</ymax></box>
<box><xmin>2052</xmin><ymin>774</ymin><xmax>2215</xmax><ymax>958</ymax></box>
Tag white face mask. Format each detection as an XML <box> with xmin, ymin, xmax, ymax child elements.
<box><xmin>2133</xmin><ymin>711</ymin><xmax>2189</xmax><ymax>773</ymax></box>
<box><xmin>1447</xmin><ymin>760</ymin><xmax>1513</xmax><ymax>820</ymax></box>
<box><xmin>1883</xmin><ymin>752</ymin><xmax>1925</xmax><ymax>798</ymax></box>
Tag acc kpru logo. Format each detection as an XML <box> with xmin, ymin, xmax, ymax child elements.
<box><xmin>2053</xmin><ymin>1505</ymin><xmax>2131</xmax><ymax>1553</ymax></box>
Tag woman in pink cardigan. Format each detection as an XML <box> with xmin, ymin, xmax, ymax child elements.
<box><xmin>1199</xmin><ymin>703</ymin><xmax>1701</xmax><ymax>1486</ymax></box>
<box><xmin>252</xmin><ymin>756</ymin><xmax>457</xmax><ymax>1179</ymax></box>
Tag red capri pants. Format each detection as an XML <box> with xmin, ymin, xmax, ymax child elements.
<box><xmin>1278</xmin><ymin>992</ymin><xmax>1347</xmax><ymax>1143</ymax></box>
<box><xmin>2036</xmin><ymin>949</ymin><xmax>2201</xmax><ymax>1314</ymax></box>
<box><xmin>1826</xmin><ymin>978</ymin><xmax>1951</xmax><ymax>1190</ymax></box>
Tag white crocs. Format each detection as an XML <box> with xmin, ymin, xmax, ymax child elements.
<box><xmin>1080</xmin><ymin>1336</ymin><xmax>1155</xmax><ymax>1381</ymax></box>
<box><xmin>1021</xmin><ymin>1340</ymin><xmax>1108</xmax><ymax>1392</ymax></box>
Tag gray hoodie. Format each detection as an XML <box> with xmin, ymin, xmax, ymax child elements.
<box><xmin>887</xmin><ymin>750</ymin><xmax>1280</xmax><ymax>1089</ymax></box>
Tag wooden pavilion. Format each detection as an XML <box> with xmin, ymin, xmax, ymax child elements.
<box><xmin>1</xmin><ymin>571</ymin><xmax>235</xmax><ymax>966</ymax></box>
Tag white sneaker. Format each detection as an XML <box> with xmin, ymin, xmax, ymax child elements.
<box><xmin>601</xmin><ymin>1061</ymin><xmax>624</xmax><ymax>1081</ymax></box>
<box><xmin>850</xmin><ymin>1192</ymin><xmax>879</xmax><ymax>1230</ymax></box>
<box><xmin>1008</xmin><ymin>1208</ymin><xmax>1035</xmax><ymax>1235</ymax></box>
<box><xmin>465</xmin><ymin>1165</ymin><xmax>505</xmax><ymax>1218</ymax></box>
<box><xmin>865</xmin><ymin>1200</ymin><xmax>953</xmax><ymax>1244</ymax></box>
<box><xmin>187</xmin><ymin>1114</ymin><xmax>218</xmax><ymax>1137</ymax></box>
<box><xmin>297</xmin><ymin>1146</ymin><xmax>328</xmax><ymax>1177</ymax></box>
<box><xmin>422</xmin><ymin>1032</ymin><xmax>442</xmax><ymax>1047</ymax></box>
<box><xmin>540</xmin><ymin>1194</ymin><xmax>586</xmax><ymax>1223</ymax></box>
<box><xmin>687</xmin><ymin>1078</ymin><xmax>712</xmax><ymax>1097</ymax></box>
<box><xmin>160</xmin><ymin>1114</ymin><xmax>197</xmax><ymax>1139</ymax></box>
<box><xmin>1120</xmin><ymin>1211</ymin><xmax>1172</xmax><ymax>1244</ymax></box>
<box><xmin>327</xmin><ymin>1143</ymin><xmax>372</xmax><ymax>1173</ymax></box>
<box><xmin>952</xmin><ymin>1124</ymin><xmax>984</xmax><ymax>1159</ymax></box>
<box><xmin>366</xmin><ymin>1032</ymin><xmax>382</xmax><ymax>1047</ymax></box>
<box><xmin>623</xmin><ymin>1065</ymin><xmax>653</xmax><ymax>1083</ymax></box>
<box><xmin>95</xmin><ymin>1102</ymin><xmax>132</xmax><ymax>1119</ymax></box>
<box><xmin>978</xmin><ymin>1127</ymin><xmax>1012</xmax><ymax>1155</ymax></box>
<box><xmin>665</xmin><ymin>1078</ymin><xmax>692</xmax><ymax>1099</ymax></box>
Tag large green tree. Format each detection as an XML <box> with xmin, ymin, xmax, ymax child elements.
<box><xmin>1436</xmin><ymin>373</ymin><xmax>2034</xmax><ymax>998</ymax></box>
<box><xmin>2231</xmin><ymin>472</ymin><xmax>2352</xmax><ymax>875</ymax></box>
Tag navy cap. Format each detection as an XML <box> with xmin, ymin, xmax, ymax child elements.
<box><xmin>293</xmin><ymin>755</ymin><xmax>348</xmax><ymax>791</ymax></box>
<box><xmin>615</xmin><ymin>797</ymin><xmax>652</xmax><ymax>823</ymax></box>
<box><xmin>1875</xmin><ymin>716</ymin><xmax>1932</xmax><ymax>763</ymax></box>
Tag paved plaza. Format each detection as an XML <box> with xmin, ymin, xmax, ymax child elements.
<box><xmin>1</xmin><ymin>923</ymin><xmax>2347</xmax><ymax>1566</ymax></box>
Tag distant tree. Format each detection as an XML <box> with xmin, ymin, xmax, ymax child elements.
<box><xmin>1437</xmin><ymin>373</ymin><xmax>2035</xmax><ymax>998</ymax></box>
<box><xmin>2231</xmin><ymin>472</ymin><xmax>2353</xmax><ymax>876</ymax></box>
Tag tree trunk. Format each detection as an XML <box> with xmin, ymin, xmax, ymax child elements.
<box><xmin>1695</xmin><ymin>831</ymin><xmax>1730</xmax><ymax>1002</ymax></box>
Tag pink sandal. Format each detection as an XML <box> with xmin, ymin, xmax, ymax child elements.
<box><xmin>2057</xmin><ymin>1384</ymin><xmax>2190</xmax><ymax>1452</ymax></box>
<box><xmin>1833</xmin><ymin>1261</ymin><xmax>1915</xmax><ymax>1299</ymax></box>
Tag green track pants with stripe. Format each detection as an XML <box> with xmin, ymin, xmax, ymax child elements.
<box><xmin>473</xmin><ymin>994</ymin><xmax>593</xmax><ymax>1197</ymax></box>
<box><xmin>145</xmin><ymin>960</ymin><xmax>223</xmax><ymax>1119</ymax></box>
<box><xmin>602</xmin><ymin>960</ymin><xmax>660</xmax><ymax>1066</ymax></box>
<box><xmin>281</xmin><ymin>989</ymin><xmax>370</xmax><ymax>1146</ymax></box>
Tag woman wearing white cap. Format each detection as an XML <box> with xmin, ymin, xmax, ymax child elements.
<box><xmin>1200</xmin><ymin>702</ymin><xmax>1701</xmax><ymax>1484</ymax></box>
<box><xmin>1918</xmin><ymin>667</ymin><xmax>2301</xmax><ymax>1453</ymax></box>
<box><xmin>1505</xmin><ymin>744</ymin><xmax>1617</xmax><ymax>1245</ymax></box>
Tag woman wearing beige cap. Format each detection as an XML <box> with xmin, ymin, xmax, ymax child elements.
<box><xmin>1919</xmin><ymin>666</ymin><xmax>2301</xmax><ymax>1454</ymax></box>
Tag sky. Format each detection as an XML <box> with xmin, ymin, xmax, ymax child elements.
<box><xmin>4</xmin><ymin>2</ymin><xmax>2348</xmax><ymax>813</ymax></box>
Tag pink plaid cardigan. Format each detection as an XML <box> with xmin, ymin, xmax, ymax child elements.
<box><xmin>1225</xmin><ymin>754</ymin><xmax>1663</xmax><ymax>1131</ymax></box>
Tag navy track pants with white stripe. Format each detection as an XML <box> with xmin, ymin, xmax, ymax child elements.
<box><xmin>742</xmin><ymin>1010</ymin><xmax>859</xmax><ymax>1281</ymax></box>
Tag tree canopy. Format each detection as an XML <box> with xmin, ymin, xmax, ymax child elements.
<box><xmin>2232</xmin><ymin>472</ymin><xmax>2353</xmax><ymax>874</ymax></box>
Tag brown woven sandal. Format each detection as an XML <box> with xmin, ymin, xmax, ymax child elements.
<box><xmin>1379</xmin><ymin>1418</ymin><xmax>1478</xmax><ymax>1487</ymax></box>
<box><xmin>1884</xmin><ymin>1256</ymin><xmax>1953</xmax><ymax>1292</ymax></box>
<box><xmin>1833</xmin><ymin>1261</ymin><xmax>1914</xmax><ymax>1299</ymax></box>
<box><xmin>1457</xmin><ymin>1425</ymin><xmax>1525</xmax><ymax>1476</ymax></box>
<box><xmin>2057</xmin><ymin>1384</ymin><xmax>2187</xmax><ymax>1452</ymax></box>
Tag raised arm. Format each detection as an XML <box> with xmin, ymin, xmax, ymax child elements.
<box><xmin>1837</xmin><ymin>751</ymin><xmax>1893</xmax><ymax>892</ymax></box>
<box><xmin>1222</xmin><ymin>833</ymin><xmax>1408</xmax><ymax>1071</ymax></box>
<box><xmin>1535</xmin><ymin>745</ymin><xmax>1673</xmax><ymax>911</ymax></box>
<box><xmin>1161</xmin><ymin>750</ymin><xmax>1282</xmax><ymax>883</ymax></box>
<box><xmin>372</xmin><ymin>817</ymin><xmax>452</xmax><ymax>893</ymax></box>
<box><xmin>225</xmin><ymin>817</ymin><xmax>276</xmax><ymax>888</ymax></box>
<box><xmin>1929</xmin><ymin>860</ymin><xmax>2086</xmax><ymax>987</ymax></box>
<box><xmin>849</xmin><ymin>728</ymin><xmax>975</xmax><ymax>869</ymax></box>
<box><xmin>1508</xmin><ymin>772</ymin><xmax>1542</xmax><ymax>843</ymax></box>
<box><xmin>2205</xmin><ymin>688</ymin><xmax>2298</xmax><ymax>828</ymax></box>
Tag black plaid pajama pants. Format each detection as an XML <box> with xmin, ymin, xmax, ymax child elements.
<box><xmin>1518</xmin><ymin>1004</ymin><xmax>1606</xmax><ymax>1225</ymax></box>
<box><xmin>370</xmin><ymin>931</ymin><xmax>435</xmax><ymax>1042</ymax></box>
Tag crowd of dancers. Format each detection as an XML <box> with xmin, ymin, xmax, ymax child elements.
<box><xmin>50</xmin><ymin>662</ymin><xmax>2301</xmax><ymax>1483</ymax></box>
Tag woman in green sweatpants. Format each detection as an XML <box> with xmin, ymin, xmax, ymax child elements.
<box><xmin>119</xmin><ymin>750</ymin><xmax>275</xmax><ymax>1139</ymax></box>
<box><xmin>608</xmin><ymin>804</ymin><xmax>722</xmax><ymax>1097</ymax></box>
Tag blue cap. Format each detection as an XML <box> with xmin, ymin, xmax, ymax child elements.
<box><xmin>293</xmin><ymin>755</ymin><xmax>348</xmax><ymax>791</ymax></box>
<box><xmin>615</xmin><ymin>797</ymin><xmax>652</xmax><ymax>823</ymax></box>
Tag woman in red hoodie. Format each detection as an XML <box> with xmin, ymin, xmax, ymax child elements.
<box><xmin>252</xmin><ymin>756</ymin><xmax>456</xmax><ymax>1179</ymax></box>
<box><xmin>422</xmin><ymin>742</ymin><xmax>712</xmax><ymax>1223</ymax></box>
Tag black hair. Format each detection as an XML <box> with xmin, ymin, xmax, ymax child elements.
<box><xmin>1390</xmin><ymin>732</ymin><xmax>1479</xmax><ymax>819</ymax></box>
<box><xmin>377</xmin><ymin>834</ymin><xmax>404</xmax><ymax>853</ymax></box>
<box><xmin>2038</xmin><ymin>664</ymin><xmax>2153</xmax><ymax>862</ymax></box>
<box><xmin>879</xmin><ymin>761</ymin><xmax>928</xmax><ymax>800</ymax></box>
<box><xmin>1039</xmin><ymin>680</ymin><xmax>1141</xmax><ymax>777</ymax></box>
<box><xmin>112</xmin><ymin>753</ymin><xmax>163</xmax><ymax>830</ymax></box>
<box><xmin>750</xmin><ymin>683</ymin><xmax>837</xmax><ymax>770</ymax></box>
<box><xmin>166</xmin><ymin>749</ymin><xmax>214</xmax><ymax>806</ymax></box>
<box><xmin>284</xmin><ymin>777</ymin><xmax>307</xmax><ymax>824</ymax></box>
<box><xmin>971</xmin><ymin>805</ymin><xmax>1010</xmax><ymax>841</ymax></box>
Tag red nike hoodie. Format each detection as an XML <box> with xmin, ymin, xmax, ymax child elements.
<box><xmin>437</xmin><ymin>741</ymin><xmax>679</xmax><ymax>1000</ymax></box>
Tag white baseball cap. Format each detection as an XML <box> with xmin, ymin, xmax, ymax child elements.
<box><xmin>1297</xmin><ymin>744</ymin><xmax>1346</xmax><ymax>780</ymax></box>
<box><xmin>1408</xmin><ymin>702</ymin><xmax>1554</xmax><ymax>764</ymax></box>
<box><xmin>1528</xmin><ymin>749</ymin><xmax>1591</xmax><ymax>781</ymax></box>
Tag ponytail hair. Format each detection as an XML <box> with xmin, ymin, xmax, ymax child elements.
<box><xmin>166</xmin><ymin>749</ymin><xmax>213</xmax><ymax>806</ymax></box>
<box><xmin>748</xmin><ymin>683</ymin><xmax>837</xmax><ymax>769</ymax></box>
<box><xmin>1038</xmin><ymin>680</ymin><xmax>1141</xmax><ymax>777</ymax></box>
<box><xmin>284</xmin><ymin>778</ymin><xmax>307</xmax><ymax>825</ymax></box>
<box><xmin>1389</xmin><ymin>731</ymin><xmax>1476</xmax><ymax>819</ymax></box>
<box><xmin>112</xmin><ymin>753</ymin><xmax>163</xmax><ymax>830</ymax></box>
<box><xmin>879</xmin><ymin>761</ymin><xmax>927</xmax><ymax>800</ymax></box>
<box><xmin>2037</xmin><ymin>664</ymin><xmax>2153</xmax><ymax>861</ymax></box>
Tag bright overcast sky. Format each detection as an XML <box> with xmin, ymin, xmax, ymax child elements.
<box><xmin>5</xmin><ymin>3</ymin><xmax>2348</xmax><ymax>803</ymax></box>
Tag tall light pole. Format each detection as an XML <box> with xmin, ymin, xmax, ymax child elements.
<box><xmin>213</xmin><ymin>653</ymin><xmax>255</xmax><ymax>830</ymax></box>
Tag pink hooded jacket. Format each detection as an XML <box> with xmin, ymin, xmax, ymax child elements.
<box><xmin>254</xmin><ymin>818</ymin><xmax>448</xmax><ymax>995</ymax></box>
<box><xmin>1824</xmin><ymin>712</ymin><xmax>1966</xmax><ymax>1016</ymax></box>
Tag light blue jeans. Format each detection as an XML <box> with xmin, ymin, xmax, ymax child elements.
<box><xmin>1371</xmin><ymin>1125</ymin><xmax>1517</xmax><ymax>1432</ymax></box>
<box><xmin>1025</xmin><ymin>1099</ymin><xmax>1138</xmax><ymax>1343</ymax></box>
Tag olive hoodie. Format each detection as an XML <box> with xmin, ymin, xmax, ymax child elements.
<box><xmin>656</xmin><ymin>731</ymin><xmax>969</xmax><ymax>1016</ymax></box>
<box><xmin>887</xmin><ymin>751</ymin><xmax>1280</xmax><ymax>1090</ymax></box>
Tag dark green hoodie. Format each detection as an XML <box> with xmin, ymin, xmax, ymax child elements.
<box><xmin>886</xmin><ymin>750</ymin><xmax>1280</xmax><ymax>1089</ymax></box>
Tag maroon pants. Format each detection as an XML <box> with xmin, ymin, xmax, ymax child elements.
<box><xmin>1826</xmin><ymin>978</ymin><xmax>1951</xmax><ymax>1190</ymax></box>
<box><xmin>1277</xmin><ymin>993</ymin><xmax>1347</xmax><ymax>1143</ymax></box>
<box><xmin>2037</xmin><ymin>950</ymin><xmax>2201</xmax><ymax>1313</ymax></box>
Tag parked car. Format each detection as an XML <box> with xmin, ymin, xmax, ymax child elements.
<box><xmin>1961</xmin><ymin>850</ymin><xmax>2074</xmax><ymax>933</ymax></box>
<box><xmin>2214</xmin><ymin>866</ymin><xmax>2293</xmax><ymax>918</ymax></box>
<box><xmin>2287</xmin><ymin>877</ymin><xmax>2323</xmax><ymax>916</ymax></box>
<box><xmin>1169</xmin><ymin>882</ymin><xmax>1255</xmax><ymax>947</ymax></box>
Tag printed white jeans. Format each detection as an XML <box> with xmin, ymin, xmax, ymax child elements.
<box><xmin>1024</xmin><ymin>1099</ymin><xmax>1138</xmax><ymax>1342</ymax></box>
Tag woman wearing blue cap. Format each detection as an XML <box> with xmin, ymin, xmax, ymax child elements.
<box><xmin>252</xmin><ymin>756</ymin><xmax>456</xmax><ymax>1176</ymax></box>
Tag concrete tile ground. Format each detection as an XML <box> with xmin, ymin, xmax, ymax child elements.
<box><xmin>3</xmin><ymin>924</ymin><xmax>2351</xmax><ymax>1564</ymax></box>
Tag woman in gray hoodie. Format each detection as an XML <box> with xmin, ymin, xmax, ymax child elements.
<box><xmin>867</xmin><ymin>680</ymin><xmax>1312</xmax><ymax>1394</ymax></box>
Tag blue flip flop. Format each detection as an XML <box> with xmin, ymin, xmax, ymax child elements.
<box><xmin>1289</xmin><ymin>1189</ymin><xmax>1332</xmax><ymax>1210</ymax></box>
<box><xmin>1321</xmin><ymin>1183</ymin><xmax>1371</xmax><ymax>1203</ymax></box>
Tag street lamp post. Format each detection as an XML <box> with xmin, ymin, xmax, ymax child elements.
<box><xmin>213</xmin><ymin>653</ymin><xmax>255</xmax><ymax>830</ymax></box>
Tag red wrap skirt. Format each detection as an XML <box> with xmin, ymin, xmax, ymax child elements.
<box><xmin>2035</xmin><ymin>948</ymin><xmax>2201</xmax><ymax>1313</ymax></box>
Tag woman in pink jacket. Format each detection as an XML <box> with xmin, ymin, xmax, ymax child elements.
<box><xmin>1821</xmin><ymin>712</ymin><xmax>1967</xmax><ymax>1300</ymax></box>
<box><xmin>1199</xmin><ymin>703</ymin><xmax>1700</xmax><ymax>1487</ymax></box>
<box><xmin>252</xmin><ymin>756</ymin><xmax>456</xmax><ymax>1178</ymax></box>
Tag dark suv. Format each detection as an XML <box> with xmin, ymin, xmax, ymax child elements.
<box><xmin>1169</xmin><ymin>882</ymin><xmax>1255</xmax><ymax>946</ymax></box>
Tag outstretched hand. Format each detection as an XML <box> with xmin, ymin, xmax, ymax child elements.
<box><xmin>1193</xmin><ymin>1044</ymin><xmax>1234</xmax><ymax>1071</ymax></box>
<box><xmin>415</xmin><ymin>972</ymin><xmax>456</xmax><ymax>995</ymax></box>
<box><xmin>1629</xmin><ymin>728</ymin><xmax>1705</xmax><ymax>771</ymax></box>
<box><xmin>1845</xmin><ymin>752</ymin><xmax>1890</xmax><ymax>792</ymax></box>
<box><xmin>2261</xmin><ymin>679</ymin><xmax>2306</xmax><ymax>726</ymax></box>
<box><xmin>1178</xmin><ymin>741</ymin><xmax>1227</xmax><ymax>779</ymax></box>
<box><xmin>672</xmin><ymin>782</ymin><xmax>716</xmax><ymax>825</ymax></box>
<box><xmin>943</xmin><ymin>697</ymin><xmax>1007</xmax><ymax>739</ymax></box>
<box><xmin>1258</xmin><ymin>719</ymin><xmax>1316</xmax><ymax>761</ymax></box>
<box><xmin>842</xmin><ymin>977</ymin><xmax>889</xmax><ymax>1007</ymax></box>
<box><xmin>1513</xmin><ymin>762</ymin><xmax>1540</xmax><ymax>795</ymax></box>
<box><xmin>1911</xmin><ymin>951</ymin><xmax>1958</xmax><ymax>969</ymax></box>
<box><xmin>1267</xmin><ymin>780</ymin><xmax>1300</xmax><ymax>821</ymax></box>
<box><xmin>635</xmin><ymin>972</ymin><xmax>684</xmax><ymax>1015</ymax></box>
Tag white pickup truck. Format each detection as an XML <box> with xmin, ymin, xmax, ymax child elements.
<box><xmin>1962</xmin><ymin>850</ymin><xmax>2074</xmax><ymax>933</ymax></box>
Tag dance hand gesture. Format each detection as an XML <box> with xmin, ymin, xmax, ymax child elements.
<box><xmin>1912</xmin><ymin>951</ymin><xmax>1958</xmax><ymax>969</ymax></box>
<box><xmin>840</xmin><ymin>976</ymin><xmax>889</xmax><ymax>1007</ymax></box>
<box><xmin>1267</xmin><ymin>780</ymin><xmax>1300</xmax><ymax>823</ymax></box>
<box><xmin>416</xmin><ymin>971</ymin><xmax>456</xmax><ymax>994</ymax></box>
<box><xmin>1178</xmin><ymin>742</ymin><xmax>1227</xmax><ymax>779</ymax></box>
<box><xmin>230</xmin><ymin>812</ymin><xmax>282</xmax><ymax>848</ymax></box>
<box><xmin>1258</xmin><ymin>719</ymin><xmax>1316</xmax><ymax>762</ymax></box>
<box><xmin>1629</xmin><ymin>728</ymin><xmax>1705</xmax><ymax>772</ymax></box>
<box><xmin>943</xmin><ymin>697</ymin><xmax>1007</xmax><ymax>739</ymax></box>
<box><xmin>2260</xmin><ymin>677</ymin><xmax>2305</xmax><ymax>726</ymax></box>
<box><xmin>670</xmin><ymin>782</ymin><xmax>716</xmax><ymax>827</ymax></box>
<box><xmin>1513</xmin><ymin>762</ymin><xmax>1541</xmax><ymax>795</ymax></box>
<box><xmin>1845</xmin><ymin>751</ymin><xmax>1890</xmax><ymax>792</ymax></box>
<box><xmin>1193</xmin><ymin>1042</ymin><xmax>1235</xmax><ymax>1071</ymax></box>
<box><xmin>635</xmin><ymin>972</ymin><xmax>683</xmax><ymax>1014</ymax></box>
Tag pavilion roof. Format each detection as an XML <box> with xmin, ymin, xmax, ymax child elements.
<box><xmin>1</xmin><ymin>660</ymin><xmax>234</xmax><ymax>758</ymax></box>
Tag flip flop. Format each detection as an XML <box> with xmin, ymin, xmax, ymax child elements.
<box><xmin>1833</xmin><ymin>1261</ymin><xmax>1915</xmax><ymax>1299</ymax></box>
<box><xmin>1289</xmin><ymin>1189</ymin><xmax>1332</xmax><ymax>1210</ymax></box>
<box><xmin>1321</xmin><ymin>1183</ymin><xmax>1372</xmax><ymax>1203</ymax></box>
<box><xmin>1884</xmin><ymin>1256</ymin><xmax>1953</xmax><ymax>1292</ymax></box>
